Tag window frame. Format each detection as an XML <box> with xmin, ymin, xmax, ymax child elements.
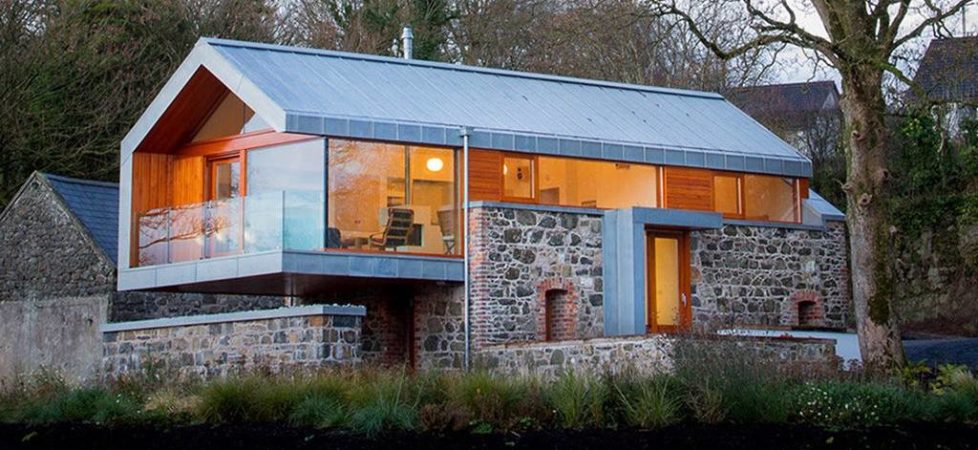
<box><xmin>500</xmin><ymin>153</ymin><xmax>539</xmax><ymax>203</ymax></box>
<box><xmin>711</xmin><ymin>172</ymin><xmax>745</xmax><ymax>220</ymax></box>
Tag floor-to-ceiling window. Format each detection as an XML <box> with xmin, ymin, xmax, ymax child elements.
<box><xmin>328</xmin><ymin>139</ymin><xmax>460</xmax><ymax>255</ymax></box>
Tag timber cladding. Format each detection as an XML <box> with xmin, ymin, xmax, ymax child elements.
<box><xmin>663</xmin><ymin>166</ymin><xmax>713</xmax><ymax>211</ymax></box>
<box><xmin>469</xmin><ymin>149</ymin><xmax>503</xmax><ymax>201</ymax></box>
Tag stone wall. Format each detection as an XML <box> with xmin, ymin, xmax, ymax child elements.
<box><xmin>469</xmin><ymin>205</ymin><xmax>604</xmax><ymax>348</ymax></box>
<box><xmin>475</xmin><ymin>334</ymin><xmax>838</xmax><ymax>379</ymax></box>
<box><xmin>894</xmin><ymin>227</ymin><xmax>978</xmax><ymax>336</ymax></box>
<box><xmin>0</xmin><ymin>176</ymin><xmax>114</xmax><ymax>302</ymax></box>
<box><xmin>413</xmin><ymin>284</ymin><xmax>466</xmax><ymax>370</ymax></box>
<box><xmin>691</xmin><ymin>221</ymin><xmax>850</xmax><ymax>329</ymax></box>
<box><xmin>102</xmin><ymin>306</ymin><xmax>364</xmax><ymax>379</ymax></box>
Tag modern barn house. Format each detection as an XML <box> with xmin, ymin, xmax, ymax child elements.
<box><xmin>100</xmin><ymin>37</ymin><xmax>850</xmax><ymax>376</ymax></box>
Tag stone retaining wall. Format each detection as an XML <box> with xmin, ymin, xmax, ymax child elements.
<box><xmin>475</xmin><ymin>334</ymin><xmax>837</xmax><ymax>379</ymax></box>
<box><xmin>101</xmin><ymin>306</ymin><xmax>365</xmax><ymax>379</ymax></box>
<box><xmin>691</xmin><ymin>221</ymin><xmax>850</xmax><ymax>329</ymax></box>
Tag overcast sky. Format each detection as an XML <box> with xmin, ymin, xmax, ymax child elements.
<box><xmin>775</xmin><ymin>2</ymin><xmax>977</xmax><ymax>84</ymax></box>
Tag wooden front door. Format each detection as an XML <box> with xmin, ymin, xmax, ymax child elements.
<box><xmin>646</xmin><ymin>230</ymin><xmax>692</xmax><ymax>333</ymax></box>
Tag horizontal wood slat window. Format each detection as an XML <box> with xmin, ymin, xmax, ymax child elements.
<box><xmin>663</xmin><ymin>167</ymin><xmax>713</xmax><ymax>211</ymax></box>
<box><xmin>469</xmin><ymin>149</ymin><xmax>503</xmax><ymax>201</ymax></box>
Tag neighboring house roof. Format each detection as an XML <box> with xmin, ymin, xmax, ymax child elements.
<box><xmin>43</xmin><ymin>173</ymin><xmax>119</xmax><ymax>264</ymax></box>
<box><xmin>913</xmin><ymin>37</ymin><xmax>978</xmax><ymax>105</ymax></box>
<box><xmin>726</xmin><ymin>81</ymin><xmax>841</xmax><ymax>131</ymax></box>
<box><xmin>123</xmin><ymin>38</ymin><xmax>812</xmax><ymax>178</ymax></box>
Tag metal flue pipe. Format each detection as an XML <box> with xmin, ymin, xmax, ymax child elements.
<box><xmin>401</xmin><ymin>26</ymin><xmax>414</xmax><ymax>60</ymax></box>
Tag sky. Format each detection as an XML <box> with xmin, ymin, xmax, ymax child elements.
<box><xmin>774</xmin><ymin>1</ymin><xmax>977</xmax><ymax>84</ymax></box>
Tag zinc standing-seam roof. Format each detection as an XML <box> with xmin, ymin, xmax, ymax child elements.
<box><xmin>125</xmin><ymin>38</ymin><xmax>812</xmax><ymax>177</ymax></box>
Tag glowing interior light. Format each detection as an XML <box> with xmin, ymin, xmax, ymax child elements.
<box><xmin>426</xmin><ymin>157</ymin><xmax>444</xmax><ymax>172</ymax></box>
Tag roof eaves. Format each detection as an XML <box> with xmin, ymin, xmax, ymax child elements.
<box><xmin>284</xmin><ymin>110</ymin><xmax>812</xmax><ymax>178</ymax></box>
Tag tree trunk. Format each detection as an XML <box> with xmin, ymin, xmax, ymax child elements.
<box><xmin>839</xmin><ymin>66</ymin><xmax>906</xmax><ymax>373</ymax></box>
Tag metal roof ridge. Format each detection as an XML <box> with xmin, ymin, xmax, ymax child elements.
<box><xmin>199</xmin><ymin>37</ymin><xmax>726</xmax><ymax>101</ymax></box>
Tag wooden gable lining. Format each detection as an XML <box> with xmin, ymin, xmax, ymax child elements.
<box><xmin>663</xmin><ymin>166</ymin><xmax>713</xmax><ymax>211</ymax></box>
<box><xmin>135</xmin><ymin>67</ymin><xmax>228</xmax><ymax>155</ymax></box>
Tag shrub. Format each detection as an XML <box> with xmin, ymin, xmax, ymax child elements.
<box><xmin>21</xmin><ymin>387</ymin><xmax>142</xmax><ymax>424</ymax></box>
<box><xmin>546</xmin><ymin>371</ymin><xmax>608</xmax><ymax>429</ymax></box>
<box><xmin>792</xmin><ymin>381</ymin><xmax>935</xmax><ymax>427</ymax></box>
<box><xmin>615</xmin><ymin>376</ymin><xmax>682</xmax><ymax>428</ymax></box>
<box><xmin>673</xmin><ymin>336</ymin><xmax>791</xmax><ymax>423</ymax></box>
<box><xmin>932</xmin><ymin>365</ymin><xmax>978</xmax><ymax>397</ymax></box>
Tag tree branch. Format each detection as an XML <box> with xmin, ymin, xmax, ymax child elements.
<box><xmin>893</xmin><ymin>0</ymin><xmax>972</xmax><ymax>48</ymax></box>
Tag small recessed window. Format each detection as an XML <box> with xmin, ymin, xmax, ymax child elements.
<box><xmin>503</xmin><ymin>156</ymin><xmax>535</xmax><ymax>200</ymax></box>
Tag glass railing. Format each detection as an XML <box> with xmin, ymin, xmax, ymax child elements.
<box><xmin>136</xmin><ymin>191</ymin><xmax>325</xmax><ymax>267</ymax></box>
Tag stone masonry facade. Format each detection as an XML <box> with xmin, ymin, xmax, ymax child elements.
<box><xmin>102</xmin><ymin>308</ymin><xmax>364</xmax><ymax>379</ymax></box>
<box><xmin>469</xmin><ymin>205</ymin><xmax>604</xmax><ymax>348</ymax></box>
<box><xmin>0</xmin><ymin>176</ymin><xmax>115</xmax><ymax>302</ymax></box>
<box><xmin>476</xmin><ymin>334</ymin><xmax>838</xmax><ymax>379</ymax></box>
<box><xmin>691</xmin><ymin>221</ymin><xmax>850</xmax><ymax>329</ymax></box>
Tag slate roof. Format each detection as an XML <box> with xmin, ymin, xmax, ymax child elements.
<box><xmin>913</xmin><ymin>37</ymin><xmax>978</xmax><ymax>105</ymax></box>
<box><xmin>44</xmin><ymin>173</ymin><xmax>119</xmax><ymax>264</ymax></box>
<box><xmin>124</xmin><ymin>38</ymin><xmax>812</xmax><ymax>178</ymax></box>
<box><xmin>726</xmin><ymin>81</ymin><xmax>840</xmax><ymax>131</ymax></box>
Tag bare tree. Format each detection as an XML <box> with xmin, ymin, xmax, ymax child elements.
<box><xmin>648</xmin><ymin>0</ymin><xmax>973</xmax><ymax>372</ymax></box>
<box><xmin>449</xmin><ymin>0</ymin><xmax>781</xmax><ymax>90</ymax></box>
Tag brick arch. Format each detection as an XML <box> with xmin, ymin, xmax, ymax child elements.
<box><xmin>783</xmin><ymin>290</ymin><xmax>824</xmax><ymax>327</ymax></box>
<box><xmin>536</xmin><ymin>279</ymin><xmax>578</xmax><ymax>341</ymax></box>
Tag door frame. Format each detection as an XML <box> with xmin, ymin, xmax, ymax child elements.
<box><xmin>645</xmin><ymin>228</ymin><xmax>692</xmax><ymax>334</ymax></box>
<box><xmin>205</xmin><ymin>154</ymin><xmax>244</xmax><ymax>258</ymax></box>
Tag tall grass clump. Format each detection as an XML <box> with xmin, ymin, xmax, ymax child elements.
<box><xmin>197</xmin><ymin>373</ymin><xmax>349</xmax><ymax>424</ymax></box>
<box><xmin>345</xmin><ymin>370</ymin><xmax>418</xmax><ymax>436</ymax></box>
<box><xmin>445</xmin><ymin>371</ymin><xmax>544</xmax><ymax>431</ymax></box>
<box><xmin>672</xmin><ymin>336</ymin><xmax>792</xmax><ymax>424</ymax></box>
<box><xmin>614</xmin><ymin>373</ymin><xmax>682</xmax><ymax>428</ymax></box>
<box><xmin>546</xmin><ymin>371</ymin><xmax>608</xmax><ymax>428</ymax></box>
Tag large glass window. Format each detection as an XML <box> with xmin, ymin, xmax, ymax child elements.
<box><xmin>328</xmin><ymin>139</ymin><xmax>459</xmax><ymax>255</ymax></box>
<box><xmin>744</xmin><ymin>175</ymin><xmax>798</xmax><ymax>222</ymax></box>
<box><xmin>538</xmin><ymin>157</ymin><xmax>657</xmax><ymax>209</ymax></box>
<box><xmin>245</xmin><ymin>140</ymin><xmax>326</xmax><ymax>251</ymax></box>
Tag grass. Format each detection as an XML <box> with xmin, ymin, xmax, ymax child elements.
<box><xmin>0</xmin><ymin>362</ymin><xmax>975</xmax><ymax>434</ymax></box>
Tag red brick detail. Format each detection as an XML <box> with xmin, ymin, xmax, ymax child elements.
<box><xmin>536</xmin><ymin>279</ymin><xmax>578</xmax><ymax>341</ymax></box>
<box><xmin>787</xmin><ymin>290</ymin><xmax>823</xmax><ymax>327</ymax></box>
<box><xmin>355</xmin><ymin>297</ymin><xmax>411</xmax><ymax>366</ymax></box>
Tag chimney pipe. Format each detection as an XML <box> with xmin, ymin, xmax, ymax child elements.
<box><xmin>401</xmin><ymin>26</ymin><xmax>413</xmax><ymax>59</ymax></box>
